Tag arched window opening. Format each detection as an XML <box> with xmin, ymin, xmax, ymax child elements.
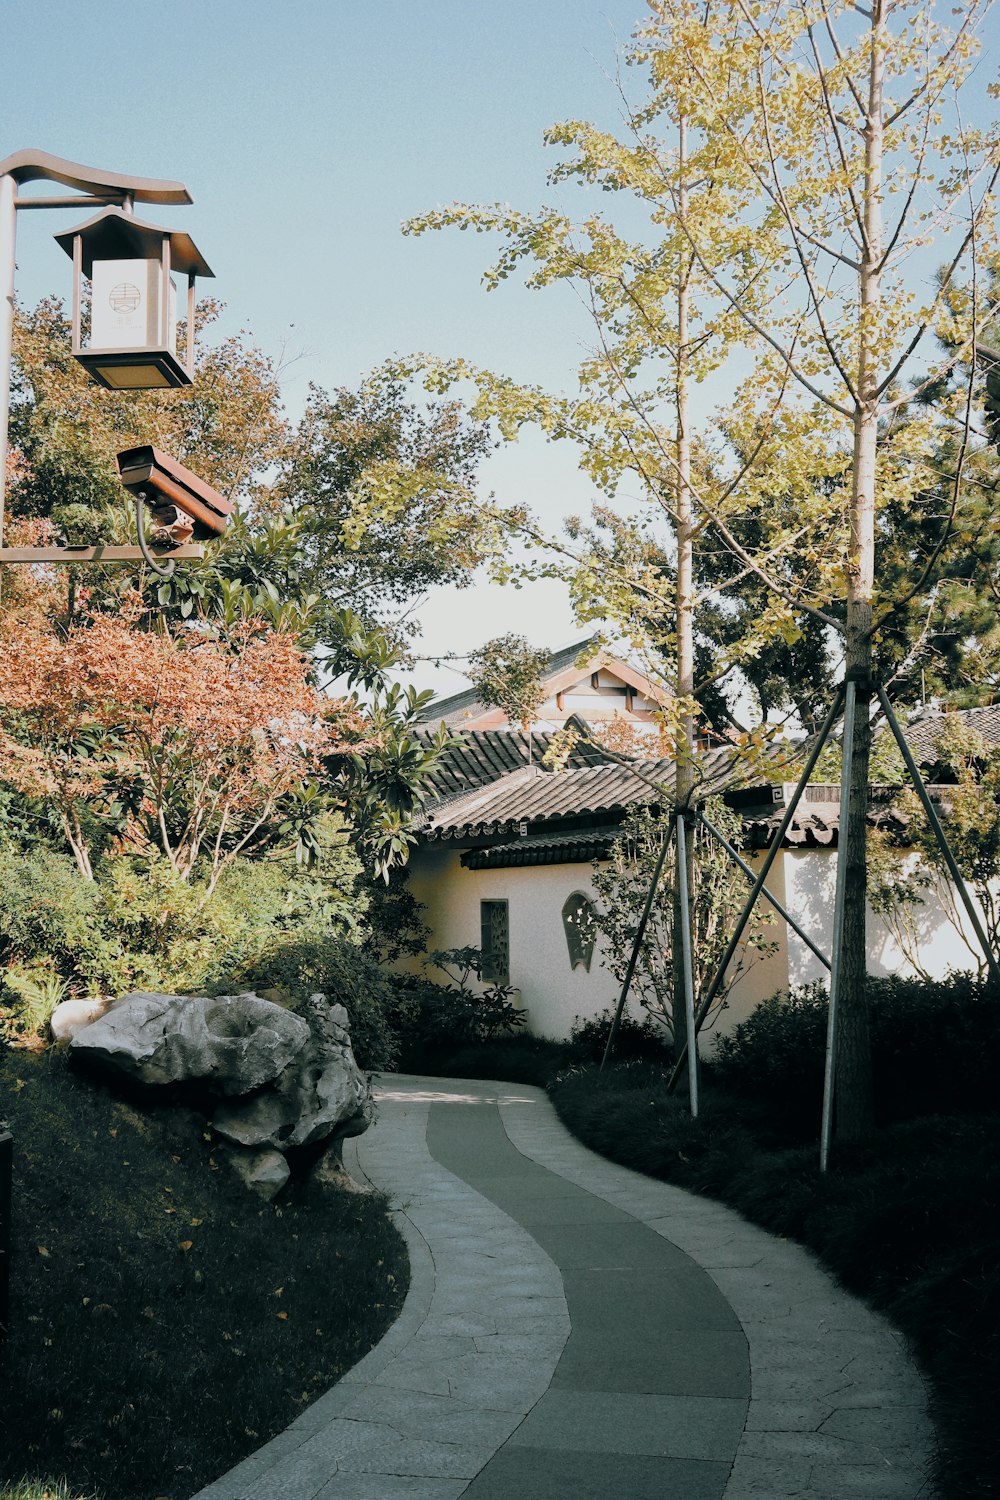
<box><xmin>562</xmin><ymin>892</ymin><xmax>597</xmax><ymax>973</ymax></box>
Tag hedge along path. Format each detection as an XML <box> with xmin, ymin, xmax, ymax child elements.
<box><xmin>194</xmin><ymin>1076</ymin><xmax>934</xmax><ymax>1500</ymax></box>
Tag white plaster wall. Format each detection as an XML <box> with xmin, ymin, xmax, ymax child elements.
<box><xmin>403</xmin><ymin>846</ymin><xmax>636</xmax><ymax>1040</ymax></box>
<box><xmin>704</xmin><ymin>850</ymin><xmax>791</xmax><ymax>1049</ymax></box>
<box><xmin>781</xmin><ymin>848</ymin><xmax>983</xmax><ymax>987</ymax></box>
<box><xmin>404</xmin><ymin>845</ymin><xmax>791</xmax><ymax>1044</ymax></box>
<box><xmin>404</xmin><ymin>843</ymin><xmax>991</xmax><ymax>1050</ymax></box>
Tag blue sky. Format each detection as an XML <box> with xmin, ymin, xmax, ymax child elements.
<box><xmin>3</xmin><ymin>1</ymin><xmax>653</xmax><ymax>695</ymax></box>
<box><xmin>4</xmin><ymin>2</ymin><xmax>999</xmax><ymax>698</ymax></box>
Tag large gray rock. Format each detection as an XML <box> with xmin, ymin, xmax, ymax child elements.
<box><xmin>223</xmin><ymin>1145</ymin><xmax>291</xmax><ymax>1200</ymax></box>
<box><xmin>212</xmin><ymin>994</ymin><xmax>371</xmax><ymax>1151</ymax></box>
<box><xmin>69</xmin><ymin>988</ymin><xmax>372</xmax><ymax>1187</ymax></box>
<box><xmin>69</xmin><ymin>991</ymin><xmax>311</xmax><ymax>1095</ymax></box>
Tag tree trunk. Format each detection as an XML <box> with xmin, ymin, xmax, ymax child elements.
<box><xmin>835</xmin><ymin>0</ymin><xmax>887</xmax><ymax>1143</ymax></box>
<box><xmin>671</xmin><ymin>114</ymin><xmax>695</xmax><ymax>1055</ymax></box>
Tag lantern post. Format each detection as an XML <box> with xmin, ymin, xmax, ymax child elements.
<box><xmin>0</xmin><ymin>149</ymin><xmax>216</xmax><ymax>568</ymax></box>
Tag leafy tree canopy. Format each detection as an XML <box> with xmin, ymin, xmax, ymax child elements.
<box><xmin>272</xmin><ymin>375</ymin><xmax>494</xmax><ymax>641</ymax></box>
<box><xmin>467</xmin><ymin>633</ymin><xmax>550</xmax><ymax>730</ymax></box>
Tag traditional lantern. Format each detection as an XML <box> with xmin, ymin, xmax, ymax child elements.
<box><xmin>53</xmin><ymin>206</ymin><xmax>213</xmax><ymax>389</ymax></box>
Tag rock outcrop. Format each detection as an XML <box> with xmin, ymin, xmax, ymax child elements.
<box><xmin>212</xmin><ymin>995</ymin><xmax>371</xmax><ymax>1151</ymax></box>
<box><xmin>222</xmin><ymin>1145</ymin><xmax>291</xmax><ymax>1200</ymax></box>
<box><xmin>69</xmin><ymin>989</ymin><xmax>371</xmax><ymax>1194</ymax></box>
<box><xmin>70</xmin><ymin>991</ymin><xmax>311</xmax><ymax>1095</ymax></box>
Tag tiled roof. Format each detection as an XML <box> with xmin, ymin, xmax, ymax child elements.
<box><xmin>462</xmin><ymin>831</ymin><xmax>618</xmax><ymax>870</ymax></box>
<box><xmin>418</xmin><ymin>636</ymin><xmax>604</xmax><ymax>727</ymax></box>
<box><xmin>420</xmin><ymin>745</ymin><xmax>756</xmax><ymax>843</ymax></box>
<box><xmin>415</xmin><ymin>727</ymin><xmax>604</xmax><ymax>803</ymax></box>
<box><xmin>889</xmin><ymin>705</ymin><xmax>1000</xmax><ymax>767</ymax></box>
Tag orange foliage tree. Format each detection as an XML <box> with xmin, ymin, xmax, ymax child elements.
<box><xmin>0</xmin><ymin>603</ymin><xmax>365</xmax><ymax>893</ymax></box>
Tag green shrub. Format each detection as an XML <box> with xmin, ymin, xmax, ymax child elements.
<box><xmin>569</xmin><ymin>1006</ymin><xmax>673</xmax><ymax>1063</ymax></box>
<box><xmin>712</xmin><ymin>983</ymin><xmax>828</xmax><ymax>1136</ymax></box>
<box><xmin>866</xmin><ymin>973</ymin><xmax>1000</xmax><ymax>1123</ymax></box>
<box><xmin>0</xmin><ymin>835</ymin><xmax>372</xmax><ymax>1041</ymax></box>
<box><xmin>1</xmin><ymin>964</ymin><xmax>69</xmax><ymax>1041</ymax></box>
<box><xmin>437</xmin><ymin>1034</ymin><xmax>572</xmax><ymax>1086</ymax></box>
<box><xmin>390</xmin><ymin>947</ymin><xmax>526</xmax><ymax>1070</ymax></box>
<box><xmin>231</xmin><ymin>932</ymin><xmax>400</xmax><ymax>1070</ymax></box>
<box><xmin>0</xmin><ymin>850</ymin><xmax>104</xmax><ymax>980</ymax></box>
<box><xmin>711</xmin><ymin>974</ymin><xmax>1000</xmax><ymax>1139</ymax></box>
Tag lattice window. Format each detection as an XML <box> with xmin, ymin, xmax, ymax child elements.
<box><xmin>562</xmin><ymin>892</ymin><xmax>597</xmax><ymax>973</ymax></box>
<box><xmin>480</xmin><ymin>900</ymin><xmax>510</xmax><ymax>984</ymax></box>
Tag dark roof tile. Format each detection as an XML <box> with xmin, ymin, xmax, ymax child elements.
<box><xmin>415</xmin><ymin>726</ymin><xmax>604</xmax><ymax>803</ymax></box>
<box><xmin>419</xmin><ymin>743</ymin><xmax>772</xmax><ymax>842</ymax></box>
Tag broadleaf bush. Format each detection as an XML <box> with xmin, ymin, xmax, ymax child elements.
<box><xmin>711</xmin><ymin>973</ymin><xmax>1000</xmax><ymax>1137</ymax></box>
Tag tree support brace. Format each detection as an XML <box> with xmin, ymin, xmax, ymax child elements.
<box><xmin>675</xmin><ymin>811</ymin><xmax>699</xmax><ymax>1118</ymax></box>
<box><xmin>599</xmin><ymin>820</ymin><xmax>674</xmax><ymax>1076</ymax></box>
<box><xmin>667</xmin><ymin>682</ymin><xmax>847</xmax><ymax>1097</ymax></box>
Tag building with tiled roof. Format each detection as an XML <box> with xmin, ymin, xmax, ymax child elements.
<box><xmin>402</xmin><ymin>729</ymin><xmax>795</xmax><ymax>1040</ymax></box>
<box><xmin>418</xmin><ymin>636</ymin><xmax>670</xmax><ymax>736</ymax></box>
<box><xmin>400</xmin><ymin>710</ymin><xmax>989</xmax><ymax>1043</ymax></box>
<box><xmin>880</xmin><ymin>704</ymin><xmax>1000</xmax><ymax>774</ymax></box>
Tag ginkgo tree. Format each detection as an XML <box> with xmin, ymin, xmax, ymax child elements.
<box><xmin>405</xmin><ymin>0</ymin><xmax>1000</xmax><ymax>1139</ymax></box>
<box><xmin>649</xmin><ymin>0</ymin><xmax>1000</xmax><ymax>1139</ymax></box>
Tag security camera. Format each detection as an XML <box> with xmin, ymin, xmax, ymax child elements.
<box><xmin>116</xmin><ymin>445</ymin><xmax>234</xmax><ymax>540</ymax></box>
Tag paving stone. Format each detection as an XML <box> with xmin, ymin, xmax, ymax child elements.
<box><xmin>560</xmin><ymin>1264</ymin><xmax>741</xmax><ymax>1335</ymax></box>
<box><xmin>507</xmin><ymin>1389</ymin><xmax>747</xmax><ymax>1459</ymax></box>
<box><xmin>820</xmin><ymin>1403</ymin><xmax>934</xmax><ymax>1452</ymax></box>
<box><xmin>192</xmin><ymin>1075</ymin><xmax>935</xmax><ymax>1500</ymax></box>
<box><xmin>726</xmin><ymin>1454</ymin><xmax>816</xmax><ymax>1493</ymax></box>
<box><xmin>551</xmin><ymin>1326</ymin><xmax>749</xmax><ymax>1398</ymax></box>
<box><xmin>314</xmin><ymin>1476</ymin><xmax>468</xmax><ymax>1500</ymax></box>
<box><xmin>806</xmin><ymin>1464</ymin><xmax>934</xmax><ymax>1496</ymax></box>
<box><xmin>336</xmin><ymin>1385</ymin><xmax>522</xmax><ymax>1447</ymax></box>
<box><xmin>191</xmin><ymin>1429</ymin><xmax>308</xmax><ymax>1499</ymax></box>
<box><xmin>238</xmin><ymin>1439</ymin><xmax>340</xmax><ymax>1499</ymax></box>
<box><xmin>461</xmin><ymin>1446</ymin><xmax>731</xmax><ymax>1498</ymax></box>
<box><xmin>744</xmin><ymin>1399</ymin><xmax>834</xmax><ymax>1431</ymax></box>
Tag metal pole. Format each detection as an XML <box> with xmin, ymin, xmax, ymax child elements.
<box><xmin>0</xmin><ymin>171</ymin><xmax>17</xmax><ymax>549</ymax></box>
<box><xmin>71</xmin><ymin>232</ymin><xmax>82</xmax><ymax>354</ymax></box>
<box><xmin>599</xmin><ymin>820</ymin><xmax>675</xmax><ymax>1074</ymax></box>
<box><xmin>668</xmin><ymin>681</ymin><xmax>846</xmax><ymax>1093</ymax></box>
<box><xmin>0</xmin><ymin>1128</ymin><xmax>11</xmax><ymax>1338</ymax></box>
<box><xmin>187</xmin><ymin>272</ymin><xmax>196</xmax><ymax>378</ymax></box>
<box><xmin>820</xmin><ymin>678</ymin><xmax>857</xmax><ymax>1173</ymax></box>
<box><xmin>877</xmin><ymin>684</ymin><xmax>1000</xmax><ymax>987</ymax></box>
<box><xmin>160</xmin><ymin>234</ymin><xmax>172</xmax><ymax>351</ymax></box>
<box><xmin>698</xmin><ymin>810</ymin><xmax>832</xmax><ymax>971</ymax></box>
<box><xmin>676</xmin><ymin>812</ymin><xmax>699</xmax><ymax>1117</ymax></box>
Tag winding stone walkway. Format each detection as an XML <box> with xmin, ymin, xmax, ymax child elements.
<box><xmin>194</xmin><ymin>1075</ymin><xmax>935</xmax><ymax>1500</ymax></box>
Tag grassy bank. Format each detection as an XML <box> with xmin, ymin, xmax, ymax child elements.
<box><xmin>0</xmin><ymin>1049</ymin><xmax>408</xmax><ymax>1500</ymax></box>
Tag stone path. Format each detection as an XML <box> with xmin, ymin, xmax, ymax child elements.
<box><xmin>194</xmin><ymin>1074</ymin><xmax>935</xmax><ymax>1500</ymax></box>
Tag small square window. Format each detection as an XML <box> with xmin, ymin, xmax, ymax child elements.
<box><xmin>480</xmin><ymin>900</ymin><xmax>510</xmax><ymax>984</ymax></box>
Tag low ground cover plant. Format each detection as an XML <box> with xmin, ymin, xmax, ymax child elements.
<box><xmin>0</xmin><ymin>1049</ymin><xmax>408</xmax><ymax>1500</ymax></box>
